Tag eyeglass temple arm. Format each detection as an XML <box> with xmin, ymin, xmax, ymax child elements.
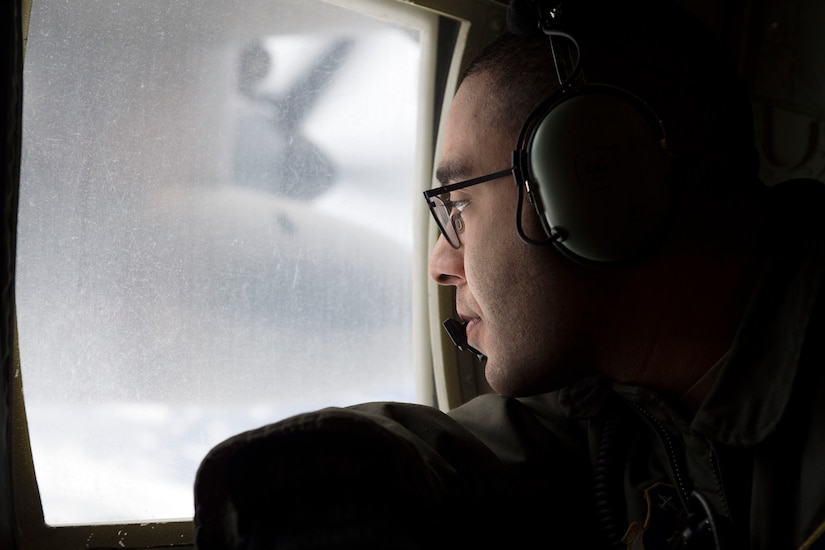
<box><xmin>512</xmin><ymin>149</ymin><xmax>564</xmax><ymax>247</ymax></box>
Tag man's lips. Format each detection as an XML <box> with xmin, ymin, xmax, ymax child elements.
<box><xmin>460</xmin><ymin>315</ymin><xmax>481</xmax><ymax>346</ymax></box>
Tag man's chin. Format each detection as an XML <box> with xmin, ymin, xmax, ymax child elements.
<box><xmin>484</xmin><ymin>359</ymin><xmax>578</xmax><ymax>398</ymax></box>
<box><xmin>484</xmin><ymin>361</ymin><xmax>540</xmax><ymax>398</ymax></box>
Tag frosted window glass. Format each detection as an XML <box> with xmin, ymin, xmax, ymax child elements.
<box><xmin>17</xmin><ymin>0</ymin><xmax>426</xmax><ymax>525</ymax></box>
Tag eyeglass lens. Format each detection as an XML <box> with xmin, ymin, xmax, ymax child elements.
<box><xmin>429</xmin><ymin>196</ymin><xmax>460</xmax><ymax>248</ymax></box>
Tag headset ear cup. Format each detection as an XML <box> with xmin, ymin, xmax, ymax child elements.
<box><xmin>526</xmin><ymin>86</ymin><xmax>672</xmax><ymax>263</ymax></box>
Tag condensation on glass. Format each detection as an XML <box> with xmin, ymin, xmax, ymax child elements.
<box><xmin>17</xmin><ymin>0</ymin><xmax>429</xmax><ymax>525</ymax></box>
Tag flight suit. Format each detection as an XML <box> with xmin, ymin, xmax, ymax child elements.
<box><xmin>449</xmin><ymin>178</ymin><xmax>825</xmax><ymax>548</ymax></box>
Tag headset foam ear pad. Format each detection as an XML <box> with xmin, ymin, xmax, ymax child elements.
<box><xmin>527</xmin><ymin>87</ymin><xmax>671</xmax><ymax>263</ymax></box>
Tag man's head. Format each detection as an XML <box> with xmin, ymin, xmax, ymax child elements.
<box><xmin>427</xmin><ymin>0</ymin><xmax>762</xmax><ymax>396</ymax></box>
<box><xmin>428</xmin><ymin>64</ymin><xmax>610</xmax><ymax>395</ymax></box>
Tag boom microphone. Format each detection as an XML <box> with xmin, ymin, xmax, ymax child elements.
<box><xmin>442</xmin><ymin>319</ymin><xmax>486</xmax><ymax>361</ymax></box>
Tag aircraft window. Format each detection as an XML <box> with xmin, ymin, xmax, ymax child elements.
<box><xmin>17</xmin><ymin>0</ymin><xmax>437</xmax><ymax>526</ymax></box>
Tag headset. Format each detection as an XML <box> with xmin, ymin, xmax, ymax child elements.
<box><xmin>511</xmin><ymin>2</ymin><xmax>673</xmax><ymax>265</ymax></box>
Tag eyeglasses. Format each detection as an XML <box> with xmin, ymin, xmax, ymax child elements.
<box><xmin>422</xmin><ymin>168</ymin><xmax>513</xmax><ymax>248</ymax></box>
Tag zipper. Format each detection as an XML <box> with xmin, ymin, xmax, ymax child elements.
<box><xmin>628</xmin><ymin>400</ymin><xmax>692</xmax><ymax>502</ymax></box>
<box><xmin>706</xmin><ymin>446</ymin><xmax>730</xmax><ymax>518</ymax></box>
<box><xmin>628</xmin><ymin>400</ymin><xmax>726</xmax><ymax>549</ymax></box>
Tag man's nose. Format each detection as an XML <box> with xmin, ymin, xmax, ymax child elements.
<box><xmin>428</xmin><ymin>234</ymin><xmax>465</xmax><ymax>286</ymax></box>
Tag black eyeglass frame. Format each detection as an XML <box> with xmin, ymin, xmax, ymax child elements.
<box><xmin>422</xmin><ymin>168</ymin><xmax>513</xmax><ymax>248</ymax></box>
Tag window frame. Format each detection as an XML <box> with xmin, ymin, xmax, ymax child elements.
<box><xmin>2</xmin><ymin>0</ymin><xmax>507</xmax><ymax>547</ymax></box>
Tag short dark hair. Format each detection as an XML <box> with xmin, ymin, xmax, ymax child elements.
<box><xmin>460</xmin><ymin>33</ymin><xmax>561</xmax><ymax>140</ymax></box>
<box><xmin>460</xmin><ymin>0</ymin><xmax>761</xmax><ymax>191</ymax></box>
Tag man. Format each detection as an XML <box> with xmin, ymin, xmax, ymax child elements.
<box><xmin>194</xmin><ymin>1</ymin><xmax>825</xmax><ymax>548</ymax></box>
